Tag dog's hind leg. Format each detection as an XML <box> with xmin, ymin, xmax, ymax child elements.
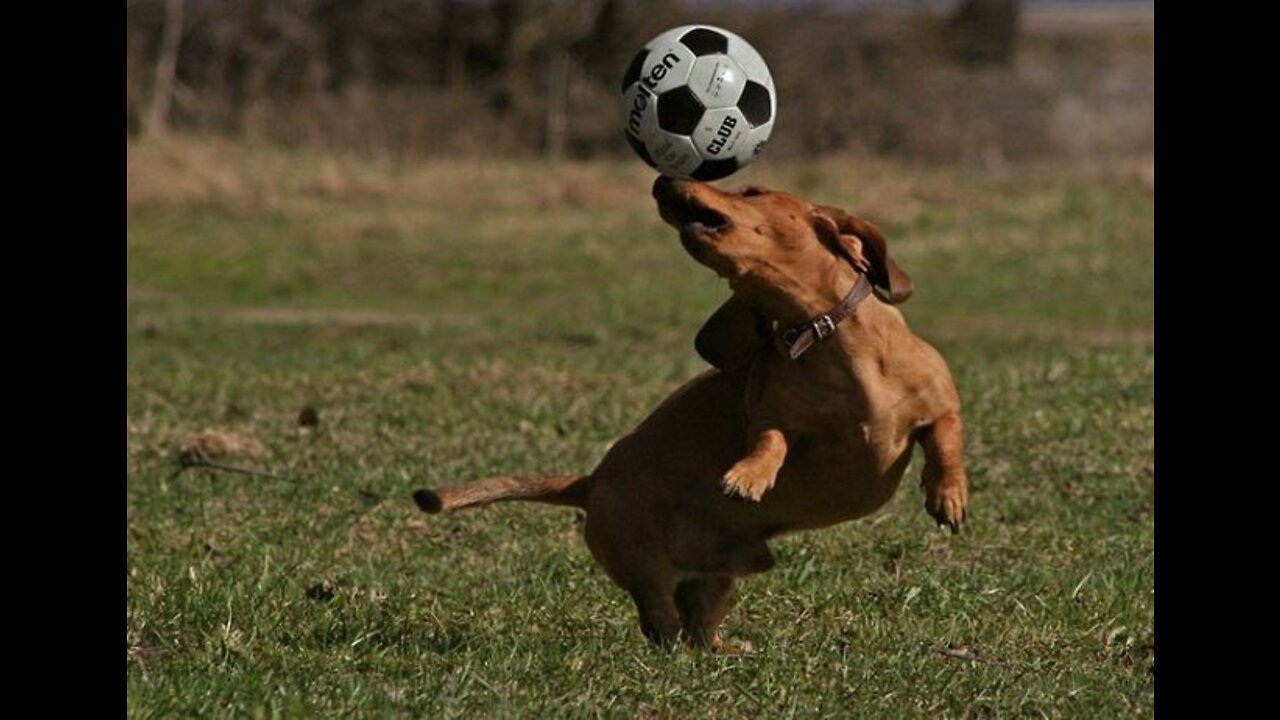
<box><xmin>628</xmin><ymin>583</ymin><xmax>683</xmax><ymax>647</ymax></box>
<box><xmin>582</xmin><ymin>493</ymin><xmax>685</xmax><ymax>646</ymax></box>
<box><xmin>919</xmin><ymin>412</ymin><xmax>969</xmax><ymax>533</ymax></box>
<box><xmin>675</xmin><ymin>575</ymin><xmax>736</xmax><ymax>649</ymax></box>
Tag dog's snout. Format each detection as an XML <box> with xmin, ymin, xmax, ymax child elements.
<box><xmin>652</xmin><ymin>175</ymin><xmax>678</xmax><ymax>199</ymax></box>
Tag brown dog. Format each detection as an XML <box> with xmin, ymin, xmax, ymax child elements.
<box><xmin>413</xmin><ymin>178</ymin><xmax>968</xmax><ymax>649</ymax></box>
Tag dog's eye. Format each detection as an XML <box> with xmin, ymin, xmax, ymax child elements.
<box><xmin>739</xmin><ymin>186</ymin><xmax>768</xmax><ymax>197</ymax></box>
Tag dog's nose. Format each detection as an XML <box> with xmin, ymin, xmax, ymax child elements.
<box><xmin>652</xmin><ymin>175</ymin><xmax>675</xmax><ymax>198</ymax></box>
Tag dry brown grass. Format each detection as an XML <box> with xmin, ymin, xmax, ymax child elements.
<box><xmin>126</xmin><ymin>134</ymin><xmax>1151</xmax><ymax>228</ymax></box>
<box><xmin>174</xmin><ymin>428</ymin><xmax>266</xmax><ymax>464</ymax></box>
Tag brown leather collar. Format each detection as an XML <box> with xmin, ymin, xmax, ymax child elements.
<box><xmin>778</xmin><ymin>274</ymin><xmax>874</xmax><ymax>360</ymax></box>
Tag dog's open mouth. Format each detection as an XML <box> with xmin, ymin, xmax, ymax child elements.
<box><xmin>654</xmin><ymin>176</ymin><xmax>731</xmax><ymax>237</ymax></box>
<box><xmin>657</xmin><ymin>195</ymin><xmax>731</xmax><ymax>238</ymax></box>
<box><xmin>667</xmin><ymin>201</ymin><xmax>729</xmax><ymax>265</ymax></box>
<box><xmin>653</xmin><ymin>177</ymin><xmax>738</xmax><ymax>273</ymax></box>
<box><xmin>681</xmin><ymin>204</ymin><xmax>729</xmax><ymax>235</ymax></box>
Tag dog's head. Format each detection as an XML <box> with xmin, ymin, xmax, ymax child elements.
<box><xmin>653</xmin><ymin>177</ymin><xmax>913</xmax><ymax>321</ymax></box>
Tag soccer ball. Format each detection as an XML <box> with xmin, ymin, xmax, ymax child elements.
<box><xmin>620</xmin><ymin>25</ymin><xmax>776</xmax><ymax>181</ymax></box>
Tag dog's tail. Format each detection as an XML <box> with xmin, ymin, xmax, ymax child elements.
<box><xmin>412</xmin><ymin>474</ymin><xmax>591</xmax><ymax>514</ymax></box>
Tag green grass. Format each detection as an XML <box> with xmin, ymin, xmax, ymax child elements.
<box><xmin>127</xmin><ymin>143</ymin><xmax>1154</xmax><ymax>718</ymax></box>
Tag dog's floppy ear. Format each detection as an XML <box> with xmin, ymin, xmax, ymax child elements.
<box><xmin>696</xmin><ymin>296</ymin><xmax>769</xmax><ymax>370</ymax></box>
<box><xmin>813</xmin><ymin>206</ymin><xmax>915</xmax><ymax>304</ymax></box>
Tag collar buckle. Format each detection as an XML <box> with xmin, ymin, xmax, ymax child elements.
<box><xmin>811</xmin><ymin>314</ymin><xmax>836</xmax><ymax>340</ymax></box>
<box><xmin>775</xmin><ymin>274</ymin><xmax>875</xmax><ymax>361</ymax></box>
<box><xmin>780</xmin><ymin>326</ymin><xmax>802</xmax><ymax>348</ymax></box>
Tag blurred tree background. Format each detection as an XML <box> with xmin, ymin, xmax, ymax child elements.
<box><xmin>125</xmin><ymin>0</ymin><xmax>1153</xmax><ymax>166</ymax></box>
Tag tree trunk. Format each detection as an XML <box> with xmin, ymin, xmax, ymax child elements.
<box><xmin>144</xmin><ymin>0</ymin><xmax>185</xmax><ymax>137</ymax></box>
<box><xmin>444</xmin><ymin>0</ymin><xmax>469</xmax><ymax>93</ymax></box>
<box><xmin>949</xmin><ymin>0</ymin><xmax>1021</xmax><ymax>67</ymax></box>
<box><xmin>545</xmin><ymin>49</ymin><xmax>570</xmax><ymax>160</ymax></box>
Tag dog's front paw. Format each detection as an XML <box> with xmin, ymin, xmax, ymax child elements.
<box><xmin>722</xmin><ymin>459</ymin><xmax>778</xmax><ymax>502</ymax></box>
<box><xmin>924</xmin><ymin>477</ymin><xmax>968</xmax><ymax>534</ymax></box>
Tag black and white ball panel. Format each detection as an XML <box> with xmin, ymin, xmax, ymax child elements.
<box><xmin>679</xmin><ymin>27</ymin><xmax>729</xmax><ymax>56</ymax></box>
<box><xmin>657</xmin><ymin>86</ymin><xmax>704</xmax><ymax>136</ymax></box>
<box><xmin>693</xmin><ymin>107</ymin><xmax>749</xmax><ymax>161</ymax></box>
<box><xmin>738</xmin><ymin>81</ymin><xmax>773</xmax><ymax>127</ymax></box>
<box><xmin>647</xmin><ymin>131</ymin><xmax>703</xmax><ymax>177</ymax></box>
<box><xmin>691</xmin><ymin>158</ymin><xmax>739</xmax><ymax>181</ymax></box>
<box><xmin>625</xmin><ymin>131</ymin><xmax>657</xmax><ymax>169</ymax></box>
<box><xmin>688</xmin><ymin>55</ymin><xmax>746</xmax><ymax>109</ymax></box>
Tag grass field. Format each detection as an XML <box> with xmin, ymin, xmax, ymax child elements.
<box><xmin>126</xmin><ymin>140</ymin><xmax>1154</xmax><ymax>717</ymax></box>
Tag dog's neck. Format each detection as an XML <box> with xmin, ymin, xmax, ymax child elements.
<box><xmin>740</xmin><ymin>254</ymin><xmax>858</xmax><ymax>326</ymax></box>
<box><xmin>776</xmin><ymin>263</ymin><xmax>903</xmax><ymax>375</ymax></box>
<box><xmin>777</xmin><ymin>273</ymin><xmax>874</xmax><ymax>360</ymax></box>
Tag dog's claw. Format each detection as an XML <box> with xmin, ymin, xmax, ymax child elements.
<box><xmin>924</xmin><ymin>479</ymin><xmax>968</xmax><ymax>533</ymax></box>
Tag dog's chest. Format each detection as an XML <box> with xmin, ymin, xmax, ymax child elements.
<box><xmin>769</xmin><ymin>430</ymin><xmax>912</xmax><ymax>528</ymax></box>
<box><xmin>797</xmin><ymin>416</ymin><xmax>908</xmax><ymax>474</ymax></box>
